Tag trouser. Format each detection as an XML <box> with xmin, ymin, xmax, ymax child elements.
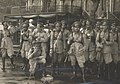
<box><xmin>52</xmin><ymin>53</ymin><xmax>64</xmax><ymax>74</ymax></box>
<box><xmin>116</xmin><ymin>61</ymin><xmax>120</xmax><ymax>79</ymax></box>
<box><xmin>1</xmin><ymin>49</ymin><xmax>14</xmax><ymax>71</ymax></box>
<box><xmin>23</xmin><ymin>57</ymin><xmax>29</xmax><ymax>71</ymax></box>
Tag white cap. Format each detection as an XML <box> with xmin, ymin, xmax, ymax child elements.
<box><xmin>29</xmin><ymin>19</ymin><xmax>33</xmax><ymax>23</ymax></box>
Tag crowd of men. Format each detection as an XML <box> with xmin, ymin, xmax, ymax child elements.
<box><xmin>1</xmin><ymin>19</ymin><xmax>120</xmax><ymax>82</ymax></box>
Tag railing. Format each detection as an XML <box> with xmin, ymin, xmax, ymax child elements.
<box><xmin>11</xmin><ymin>5</ymin><xmax>82</xmax><ymax>14</ymax></box>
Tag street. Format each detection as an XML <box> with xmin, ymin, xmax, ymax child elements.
<box><xmin>0</xmin><ymin>56</ymin><xmax>119</xmax><ymax>84</ymax></box>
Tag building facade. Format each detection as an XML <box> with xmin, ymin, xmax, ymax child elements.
<box><xmin>10</xmin><ymin>0</ymin><xmax>120</xmax><ymax>19</ymax></box>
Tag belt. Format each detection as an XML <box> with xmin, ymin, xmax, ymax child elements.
<box><xmin>23</xmin><ymin>40</ymin><xmax>29</xmax><ymax>41</ymax></box>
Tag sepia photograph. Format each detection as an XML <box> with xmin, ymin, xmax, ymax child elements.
<box><xmin>0</xmin><ymin>0</ymin><xmax>120</xmax><ymax>84</ymax></box>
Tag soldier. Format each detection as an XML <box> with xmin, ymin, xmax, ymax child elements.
<box><xmin>61</xmin><ymin>20</ymin><xmax>70</xmax><ymax>52</ymax></box>
<box><xmin>32</xmin><ymin>22</ymin><xmax>48</xmax><ymax>63</ymax></box>
<box><xmin>110</xmin><ymin>22</ymin><xmax>119</xmax><ymax>79</ymax></box>
<box><xmin>20</xmin><ymin>23</ymin><xmax>31</xmax><ymax>71</ymax></box>
<box><xmin>94</xmin><ymin>21</ymin><xmax>101</xmax><ymax>35</ymax></box>
<box><xmin>32</xmin><ymin>22</ymin><xmax>48</xmax><ymax>74</ymax></box>
<box><xmin>68</xmin><ymin>21</ymin><xmax>85</xmax><ymax>81</ymax></box>
<box><xmin>80</xmin><ymin>20</ymin><xmax>86</xmax><ymax>34</ymax></box>
<box><xmin>100</xmin><ymin>21</ymin><xmax>113</xmax><ymax>79</ymax></box>
<box><xmin>52</xmin><ymin>22</ymin><xmax>64</xmax><ymax>75</ymax></box>
<box><xmin>96</xmin><ymin>22</ymin><xmax>104</xmax><ymax>78</ymax></box>
<box><xmin>1</xmin><ymin>21</ymin><xmax>16</xmax><ymax>72</ymax></box>
<box><xmin>61</xmin><ymin>20</ymin><xmax>70</xmax><ymax>65</ymax></box>
<box><xmin>117</xmin><ymin>25</ymin><xmax>120</xmax><ymax>79</ymax></box>
<box><xmin>27</xmin><ymin>38</ymin><xmax>46</xmax><ymax>78</ymax></box>
<box><xmin>84</xmin><ymin>20</ymin><xmax>96</xmax><ymax>75</ymax></box>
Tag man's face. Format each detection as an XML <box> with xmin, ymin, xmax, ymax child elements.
<box><xmin>37</xmin><ymin>24</ymin><xmax>42</xmax><ymax>28</ymax></box>
<box><xmin>74</xmin><ymin>24</ymin><xmax>79</xmax><ymax>32</ymax></box>
<box><xmin>3</xmin><ymin>24</ymin><xmax>8</xmax><ymax>29</ymax></box>
<box><xmin>62</xmin><ymin>23</ymin><xmax>66</xmax><ymax>29</ymax></box>
<box><xmin>81</xmin><ymin>21</ymin><xmax>85</xmax><ymax>26</ymax></box>
<box><xmin>101</xmin><ymin>25</ymin><xmax>107</xmax><ymax>32</ymax></box>
<box><xmin>55</xmin><ymin>23</ymin><xmax>61</xmax><ymax>31</ymax></box>
<box><xmin>100</xmin><ymin>25</ymin><xmax>104</xmax><ymax>31</ymax></box>
<box><xmin>37</xmin><ymin>28</ymin><xmax>43</xmax><ymax>32</ymax></box>
<box><xmin>111</xmin><ymin>24</ymin><xmax>116</xmax><ymax>31</ymax></box>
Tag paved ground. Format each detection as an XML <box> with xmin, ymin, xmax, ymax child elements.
<box><xmin>0</xmin><ymin>56</ymin><xmax>119</xmax><ymax>84</ymax></box>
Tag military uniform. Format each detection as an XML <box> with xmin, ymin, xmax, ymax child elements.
<box><xmin>102</xmin><ymin>30</ymin><xmax>113</xmax><ymax>64</ymax></box>
<box><xmin>63</xmin><ymin>29</ymin><xmax>70</xmax><ymax>51</ymax></box>
<box><xmin>111</xmin><ymin>30</ymin><xmax>119</xmax><ymax>64</ymax></box>
<box><xmin>1</xmin><ymin>23</ymin><xmax>17</xmax><ymax>71</ymax></box>
<box><xmin>68</xmin><ymin>33</ymin><xmax>85</xmax><ymax>68</ymax></box>
<box><xmin>53</xmin><ymin>30</ymin><xmax>64</xmax><ymax>65</ymax></box>
<box><xmin>84</xmin><ymin>29</ymin><xmax>96</xmax><ymax>62</ymax></box>
<box><xmin>1</xmin><ymin>25</ymin><xmax>17</xmax><ymax>58</ymax></box>
<box><xmin>118</xmin><ymin>31</ymin><xmax>120</xmax><ymax>61</ymax></box>
<box><xmin>21</xmin><ymin>29</ymin><xmax>31</xmax><ymax>58</ymax></box>
<box><xmin>1</xmin><ymin>29</ymin><xmax>14</xmax><ymax>58</ymax></box>
<box><xmin>28</xmin><ymin>43</ymin><xmax>46</xmax><ymax>74</ymax></box>
<box><xmin>33</xmin><ymin>30</ymin><xmax>48</xmax><ymax>59</ymax></box>
<box><xmin>96</xmin><ymin>31</ymin><xmax>104</xmax><ymax>63</ymax></box>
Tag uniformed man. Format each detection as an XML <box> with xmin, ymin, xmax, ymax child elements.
<box><xmin>1</xmin><ymin>21</ymin><xmax>15</xmax><ymax>71</ymax></box>
<box><xmin>94</xmin><ymin>21</ymin><xmax>101</xmax><ymax>35</ymax></box>
<box><xmin>27</xmin><ymin>38</ymin><xmax>46</xmax><ymax>78</ymax></box>
<box><xmin>117</xmin><ymin>25</ymin><xmax>120</xmax><ymax>79</ymax></box>
<box><xmin>100</xmin><ymin>21</ymin><xmax>113</xmax><ymax>79</ymax></box>
<box><xmin>80</xmin><ymin>20</ymin><xmax>86</xmax><ymax>34</ymax></box>
<box><xmin>96</xmin><ymin>22</ymin><xmax>104</xmax><ymax>78</ymax></box>
<box><xmin>110</xmin><ymin>22</ymin><xmax>119</xmax><ymax>79</ymax></box>
<box><xmin>20</xmin><ymin>23</ymin><xmax>31</xmax><ymax>71</ymax></box>
<box><xmin>32</xmin><ymin>22</ymin><xmax>48</xmax><ymax>63</ymax></box>
<box><xmin>52</xmin><ymin>22</ymin><xmax>64</xmax><ymax>75</ymax></box>
<box><xmin>32</xmin><ymin>22</ymin><xmax>48</xmax><ymax>75</ymax></box>
<box><xmin>61</xmin><ymin>20</ymin><xmax>70</xmax><ymax>65</ymax></box>
<box><xmin>68</xmin><ymin>21</ymin><xmax>85</xmax><ymax>81</ymax></box>
<box><xmin>84</xmin><ymin>20</ymin><xmax>96</xmax><ymax>75</ymax></box>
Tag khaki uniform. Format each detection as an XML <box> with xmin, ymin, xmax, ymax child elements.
<box><xmin>63</xmin><ymin>29</ymin><xmax>70</xmax><ymax>51</ymax></box>
<box><xmin>28</xmin><ymin>44</ymin><xmax>46</xmax><ymax>73</ymax></box>
<box><xmin>111</xmin><ymin>31</ymin><xmax>119</xmax><ymax>64</ymax></box>
<box><xmin>53</xmin><ymin>30</ymin><xmax>64</xmax><ymax>63</ymax></box>
<box><xmin>68</xmin><ymin>33</ymin><xmax>85</xmax><ymax>68</ymax></box>
<box><xmin>118</xmin><ymin>32</ymin><xmax>120</xmax><ymax>61</ymax></box>
<box><xmin>84</xmin><ymin>29</ymin><xmax>96</xmax><ymax>62</ymax></box>
<box><xmin>102</xmin><ymin>30</ymin><xmax>113</xmax><ymax>64</ymax></box>
<box><xmin>96</xmin><ymin>31</ymin><xmax>104</xmax><ymax>63</ymax></box>
<box><xmin>1</xmin><ymin>28</ymin><xmax>14</xmax><ymax>58</ymax></box>
<box><xmin>21</xmin><ymin>30</ymin><xmax>31</xmax><ymax>58</ymax></box>
<box><xmin>28</xmin><ymin>29</ymin><xmax>48</xmax><ymax>73</ymax></box>
<box><xmin>33</xmin><ymin>31</ymin><xmax>48</xmax><ymax>58</ymax></box>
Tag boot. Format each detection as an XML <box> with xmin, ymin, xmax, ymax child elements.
<box><xmin>10</xmin><ymin>58</ymin><xmax>15</xmax><ymax>69</ymax></box>
<box><xmin>22</xmin><ymin>57</ymin><xmax>29</xmax><ymax>71</ymax></box>
<box><xmin>41</xmin><ymin>64</ymin><xmax>46</xmax><ymax>77</ymax></box>
<box><xmin>81</xmin><ymin>68</ymin><xmax>86</xmax><ymax>82</ymax></box>
<box><xmin>22</xmin><ymin>57</ymin><xmax>26</xmax><ymax>70</ymax></box>
<box><xmin>2</xmin><ymin>57</ymin><xmax>5</xmax><ymax>72</ymax></box>
<box><xmin>71</xmin><ymin>66</ymin><xmax>77</xmax><ymax>79</ymax></box>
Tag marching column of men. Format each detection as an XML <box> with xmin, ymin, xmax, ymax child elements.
<box><xmin>1</xmin><ymin>20</ymin><xmax>120</xmax><ymax>81</ymax></box>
